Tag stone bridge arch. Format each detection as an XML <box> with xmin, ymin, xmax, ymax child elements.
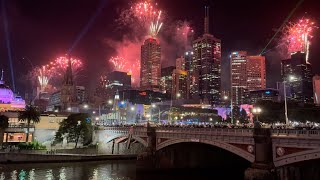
<box><xmin>274</xmin><ymin>149</ymin><xmax>320</xmax><ymax>167</ymax></box>
<box><xmin>156</xmin><ymin>138</ymin><xmax>255</xmax><ymax>163</ymax></box>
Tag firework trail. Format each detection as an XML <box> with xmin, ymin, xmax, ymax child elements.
<box><xmin>281</xmin><ymin>18</ymin><xmax>317</xmax><ymax>61</ymax></box>
<box><xmin>28</xmin><ymin>64</ymin><xmax>55</xmax><ymax>91</ymax></box>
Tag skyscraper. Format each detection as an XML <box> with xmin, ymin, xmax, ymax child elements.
<box><xmin>281</xmin><ymin>51</ymin><xmax>313</xmax><ymax>103</ymax></box>
<box><xmin>172</xmin><ymin>57</ymin><xmax>188</xmax><ymax>99</ymax></box>
<box><xmin>140</xmin><ymin>38</ymin><xmax>161</xmax><ymax>91</ymax></box>
<box><xmin>160</xmin><ymin>66</ymin><xmax>175</xmax><ymax>97</ymax></box>
<box><xmin>313</xmin><ymin>75</ymin><xmax>320</xmax><ymax>106</ymax></box>
<box><xmin>190</xmin><ymin>6</ymin><xmax>221</xmax><ymax>105</ymax></box>
<box><xmin>230</xmin><ymin>51</ymin><xmax>266</xmax><ymax>105</ymax></box>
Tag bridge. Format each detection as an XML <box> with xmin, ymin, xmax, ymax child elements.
<box><xmin>94</xmin><ymin>126</ymin><xmax>320</xmax><ymax>168</ymax></box>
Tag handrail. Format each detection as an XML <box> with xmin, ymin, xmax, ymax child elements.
<box><xmin>99</xmin><ymin>126</ymin><xmax>320</xmax><ymax>138</ymax></box>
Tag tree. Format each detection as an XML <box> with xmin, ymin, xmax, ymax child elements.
<box><xmin>0</xmin><ymin>115</ymin><xmax>9</xmax><ymax>148</ymax></box>
<box><xmin>55</xmin><ymin>113</ymin><xmax>93</xmax><ymax>148</ymax></box>
<box><xmin>18</xmin><ymin>105</ymin><xmax>41</xmax><ymax>142</ymax></box>
<box><xmin>239</xmin><ymin>109</ymin><xmax>247</xmax><ymax>123</ymax></box>
<box><xmin>232</xmin><ymin>106</ymin><xmax>240</xmax><ymax>122</ymax></box>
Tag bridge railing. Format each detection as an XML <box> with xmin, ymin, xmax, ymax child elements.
<box><xmin>100</xmin><ymin>126</ymin><xmax>147</xmax><ymax>136</ymax></box>
<box><xmin>155</xmin><ymin>127</ymin><xmax>254</xmax><ymax>136</ymax></box>
<box><xmin>271</xmin><ymin>129</ymin><xmax>320</xmax><ymax>138</ymax></box>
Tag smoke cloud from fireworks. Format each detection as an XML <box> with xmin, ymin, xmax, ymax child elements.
<box><xmin>106</xmin><ymin>1</ymin><xmax>195</xmax><ymax>87</ymax></box>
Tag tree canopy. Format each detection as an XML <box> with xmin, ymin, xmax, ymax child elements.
<box><xmin>55</xmin><ymin>113</ymin><xmax>93</xmax><ymax>148</ymax></box>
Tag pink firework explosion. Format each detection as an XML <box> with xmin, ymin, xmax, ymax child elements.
<box><xmin>131</xmin><ymin>1</ymin><xmax>163</xmax><ymax>37</ymax></box>
<box><xmin>283</xmin><ymin>18</ymin><xmax>317</xmax><ymax>56</ymax></box>
<box><xmin>50</xmin><ymin>56</ymin><xmax>83</xmax><ymax>76</ymax></box>
<box><xmin>109</xmin><ymin>56</ymin><xmax>140</xmax><ymax>85</ymax></box>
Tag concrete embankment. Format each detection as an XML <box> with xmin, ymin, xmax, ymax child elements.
<box><xmin>0</xmin><ymin>153</ymin><xmax>136</xmax><ymax>164</ymax></box>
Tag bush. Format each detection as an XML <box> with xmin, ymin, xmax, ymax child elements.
<box><xmin>17</xmin><ymin>141</ymin><xmax>46</xmax><ymax>150</ymax></box>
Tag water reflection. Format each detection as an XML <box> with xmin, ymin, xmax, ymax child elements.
<box><xmin>0</xmin><ymin>160</ymin><xmax>135</xmax><ymax>180</ymax></box>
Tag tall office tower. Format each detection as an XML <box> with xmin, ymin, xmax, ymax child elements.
<box><xmin>313</xmin><ymin>75</ymin><xmax>320</xmax><ymax>106</ymax></box>
<box><xmin>176</xmin><ymin>56</ymin><xmax>185</xmax><ymax>71</ymax></box>
<box><xmin>247</xmin><ymin>55</ymin><xmax>266</xmax><ymax>90</ymax></box>
<box><xmin>60</xmin><ymin>58</ymin><xmax>76</xmax><ymax>111</ymax></box>
<box><xmin>231</xmin><ymin>51</ymin><xmax>247</xmax><ymax>105</ymax></box>
<box><xmin>172</xmin><ymin>57</ymin><xmax>188</xmax><ymax>99</ymax></box>
<box><xmin>184</xmin><ymin>51</ymin><xmax>193</xmax><ymax>72</ymax></box>
<box><xmin>190</xmin><ymin>6</ymin><xmax>221</xmax><ymax>105</ymax></box>
<box><xmin>160</xmin><ymin>66</ymin><xmax>175</xmax><ymax>97</ymax></box>
<box><xmin>230</xmin><ymin>51</ymin><xmax>266</xmax><ymax>105</ymax></box>
<box><xmin>281</xmin><ymin>52</ymin><xmax>313</xmax><ymax>103</ymax></box>
<box><xmin>140</xmin><ymin>38</ymin><xmax>161</xmax><ymax>91</ymax></box>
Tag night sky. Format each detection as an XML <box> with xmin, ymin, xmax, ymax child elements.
<box><xmin>0</xmin><ymin>0</ymin><xmax>319</xmax><ymax>96</ymax></box>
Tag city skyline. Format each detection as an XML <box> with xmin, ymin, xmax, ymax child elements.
<box><xmin>0</xmin><ymin>0</ymin><xmax>319</xmax><ymax>95</ymax></box>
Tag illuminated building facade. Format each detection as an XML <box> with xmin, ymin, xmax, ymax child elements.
<box><xmin>0</xmin><ymin>70</ymin><xmax>25</xmax><ymax>112</ymax></box>
<box><xmin>230</xmin><ymin>51</ymin><xmax>266</xmax><ymax>105</ymax></box>
<box><xmin>160</xmin><ymin>66</ymin><xmax>175</xmax><ymax>97</ymax></box>
<box><xmin>190</xmin><ymin>6</ymin><xmax>221</xmax><ymax>105</ymax></box>
<box><xmin>172</xmin><ymin>57</ymin><xmax>188</xmax><ymax>99</ymax></box>
<box><xmin>173</xmin><ymin>69</ymin><xmax>188</xmax><ymax>100</ymax></box>
<box><xmin>105</xmin><ymin>71</ymin><xmax>131</xmax><ymax>98</ymax></box>
<box><xmin>140</xmin><ymin>38</ymin><xmax>161</xmax><ymax>91</ymax></box>
<box><xmin>245</xmin><ymin>88</ymin><xmax>279</xmax><ymax>104</ymax></box>
<box><xmin>76</xmin><ymin>86</ymin><xmax>87</xmax><ymax>103</ymax></box>
<box><xmin>281</xmin><ymin>51</ymin><xmax>313</xmax><ymax>103</ymax></box>
<box><xmin>313</xmin><ymin>75</ymin><xmax>320</xmax><ymax>106</ymax></box>
<box><xmin>60</xmin><ymin>59</ymin><xmax>77</xmax><ymax>111</ymax></box>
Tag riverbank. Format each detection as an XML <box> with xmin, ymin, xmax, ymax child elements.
<box><xmin>0</xmin><ymin>152</ymin><xmax>137</xmax><ymax>164</ymax></box>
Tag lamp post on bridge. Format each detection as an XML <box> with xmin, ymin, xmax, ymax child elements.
<box><xmin>283</xmin><ymin>75</ymin><xmax>296</xmax><ymax>125</ymax></box>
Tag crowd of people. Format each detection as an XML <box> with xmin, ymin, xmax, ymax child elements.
<box><xmin>98</xmin><ymin>121</ymin><xmax>320</xmax><ymax>130</ymax></box>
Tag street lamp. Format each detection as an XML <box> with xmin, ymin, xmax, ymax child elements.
<box><xmin>283</xmin><ymin>75</ymin><xmax>296</xmax><ymax>125</ymax></box>
<box><xmin>151</xmin><ymin>104</ymin><xmax>161</xmax><ymax>124</ymax></box>
<box><xmin>108</xmin><ymin>100</ymin><xmax>113</xmax><ymax>105</ymax></box>
<box><xmin>252</xmin><ymin>107</ymin><xmax>262</xmax><ymax>121</ymax></box>
<box><xmin>130</xmin><ymin>106</ymin><xmax>135</xmax><ymax>111</ymax></box>
<box><xmin>176</xmin><ymin>93</ymin><xmax>181</xmax><ymax>98</ymax></box>
<box><xmin>223</xmin><ymin>96</ymin><xmax>228</xmax><ymax>100</ymax></box>
<box><xmin>83</xmin><ymin>104</ymin><xmax>89</xmax><ymax>109</ymax></box>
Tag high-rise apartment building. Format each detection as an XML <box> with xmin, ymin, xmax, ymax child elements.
<box><xmin>313</xmin><ymin>75</ymin><xmax>320</xmax><ymax>105</ymax></box>
<box><xmin>281</xmin><ymin>51</ymin><xmax>313</xmax><ymax>103</ymax></box>
<box><xmin>140</xmin><ymin>38</ymin><xmax>161</xmax><ymax>91</ymax></box>
<box><xmin>230</xmin><ymin>51</ymin><xmax>266</xmax><ymax>105</ymax></box>
<box><xmin>190</xmin><ymin>6</ymin><xmax>221</xmax><ymax>105</ymax></box>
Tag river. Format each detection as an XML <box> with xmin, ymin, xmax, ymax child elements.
<box><xmin>0</xmin><ymin>160</ymin><xmax>246</xmax><ymax>180</ymax></box>
<box><xmin>0</xmin><ymin>161</ymin><xmax>136</xmax><ymax>180</ymax></box>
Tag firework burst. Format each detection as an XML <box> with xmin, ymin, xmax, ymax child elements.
<box><xmin>109</xmin><ymin>56</ymin><xmax>140</xmax><ymax>85</ymax></box>
<box><xmin>282</xmin><ymin>18</ymin><xmax>317</xmax><ymax>61</ymax></box>
<box><xmin>50</xmin><ymin>56</ymin><xmax>83</xmax><ymax>76</ymax></box>
<box><xmin>28</xmin><ymin>64</ymin><xmax>55</xmax><ymax>91</ymax></box>
<box><xmin>131</xmin><ymin>1</ymin><xmax>163</xmax><ymax>37</ymax></box>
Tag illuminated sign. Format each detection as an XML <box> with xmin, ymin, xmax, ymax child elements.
<box><xmin>139</xmin><ymin>92</ymin><xmax>147</xmax><ymax>96</ymax></box>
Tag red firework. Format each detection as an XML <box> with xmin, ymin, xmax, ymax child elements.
<box><xmin>50</xmin><ymin>56</ymin><xmax>83</xmax><ymax>76</ymax></box>
<box><xmin>284</xmin><ymin>18</ymin><xmax>317</xmax><ymax>54</ymax></box>
<box><xmin>109</xmin><ymin>56</ymin><xmax>140</xmax><ymax>85</ymax></box>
